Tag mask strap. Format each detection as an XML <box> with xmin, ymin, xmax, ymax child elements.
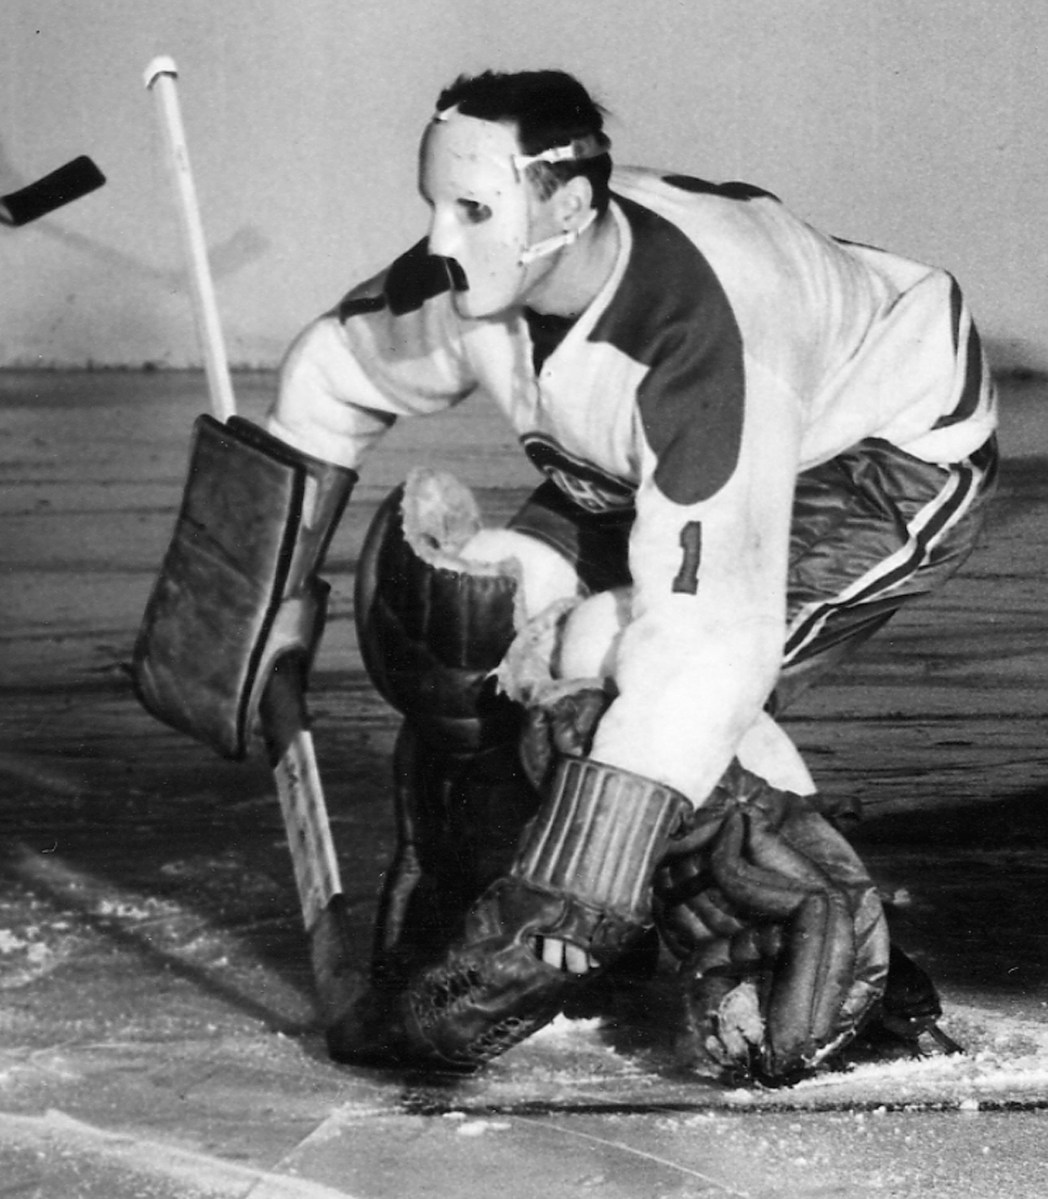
<box><xmin>519</xmin><ymin>208</ymin><xmax>598</xmax><ymax>264</ymax></box>
<box><xmin>511</xmin><ymin>138</ymin><xmax>607</xmax><ymax>181</ymax></box>
<box><xmin>514</xmin><ymin>136</ymin><xmax>606</xmax><ymax>262</ymax></box>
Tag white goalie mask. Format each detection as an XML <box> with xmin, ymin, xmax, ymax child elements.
<box><xmin>419</xmin><ymin>106</ymin><xmax>600</xmax><ymax>318</ymax></box>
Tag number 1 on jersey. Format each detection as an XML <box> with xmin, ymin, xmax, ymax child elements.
<box><xmin>672</xmin><ymin>521</ymin><xmax>702</xmax><ymax>594</ymax></box>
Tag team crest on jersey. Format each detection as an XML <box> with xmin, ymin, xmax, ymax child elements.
<box><xmin>522</xmin><ymin>434</ymin><xmax>636</xmax><ymax>513</ymax></box>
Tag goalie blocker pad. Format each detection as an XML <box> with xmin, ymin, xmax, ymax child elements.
<box><xmin>132</xmin><ymin>415</ymin><xmax>355</xmax><ymax>759</ymax></box>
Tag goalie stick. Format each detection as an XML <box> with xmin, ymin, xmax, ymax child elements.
<box><xmin>143</xmin><ymin>56</ymin><xmax>358</xmax><ymax>1030</ymax></box>
<box><xmin>0</xmin><ymin>155</ymin><xmax>105</xmax><ymax>227</ymax></box>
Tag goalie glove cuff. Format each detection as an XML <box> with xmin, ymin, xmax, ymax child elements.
<box><xmin>513</xmin><ymin>756</ymin><xmax>689</xmax><ymax>927</ymax></box>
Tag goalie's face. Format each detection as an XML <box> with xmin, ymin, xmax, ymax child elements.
<box><xmin>419</xmin><ymin>112</ymin><xmax>560</xmax><ymax>318</ymax></box>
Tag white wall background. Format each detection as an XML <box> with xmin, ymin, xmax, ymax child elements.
<box><xmin>1</xmin><ymin>0</ymin><xmax>1045</xmax><ymax>371</ymax></box>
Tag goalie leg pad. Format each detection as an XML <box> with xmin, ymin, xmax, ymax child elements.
<box><xmin>329</xmin><ymin>722</ymin><xmax>545</xmax><ymax>1067</ymax></box>
<box><xmin>361</xmin><ymin>757</ymin><xmax>689</xmax><ymax>1070</ymax></box>
<box><xmin>133</xmin><ymin>415</ymin><xmax>354</xmax><ymax>758</ymax></box>
<box><xmin>369</xmin><ymin>723</ymin><xmax>542</xmax><ymax>990</ymax></box>
<box><xmin>359</xmin><ymin>472</ymin><xmax>589</xmax><ymax>1004</ymax></box>
<box><xmin>355</xmin><ymin>468</ymin><xmax>545</xmax><ymax>754</ymax></box>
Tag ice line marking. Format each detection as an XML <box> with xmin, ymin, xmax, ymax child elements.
<box><xmin>516</xmin><ymin>1115</ymin><xmax>754</xmax><ymax>1197</ymax></box>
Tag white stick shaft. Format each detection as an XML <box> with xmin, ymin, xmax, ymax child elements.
<box><xmin>281</xmin><ymin>729</ymin><xmax>342</xmax><ymax>928</ymax></box>
<box><xmin>143</xmin><ymin>57</ymin><xmax>346</xmax><ymax>942</ymax></box>
<box><xmin>144</xmin><ymin>57</ymin><xmax>236</xmax><ymax>423</ymax></box>
<box><xmin>262</xmin><ymin>672</ymin><xmax>345</xmax><ymax>927</ymax></box>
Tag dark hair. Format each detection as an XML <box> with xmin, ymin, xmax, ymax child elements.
<box><xmin>435</xmin><ymin>70</ymin><xmax>613</xmax><ymax>215</ymax></box>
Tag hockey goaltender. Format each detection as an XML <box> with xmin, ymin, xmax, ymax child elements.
<box><xmin>135</xmin><ymin>69</ymin><xmax>995</xmax><ymax>1085</ymax></box>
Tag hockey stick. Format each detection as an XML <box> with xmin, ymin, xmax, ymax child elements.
<box><xmin>0</xmin><ymin>155</ymin><xmax>105</xmax><ymax>227</ymax></box>
<box><xmin>143</xmin><ymin>56</ymin><xmax>358</xmax><ymax>1029</ymax></box>
<box><xmin>143</xmin><ymin>58</ymin><xmax>235</xmax><ymax>423</ymax></box>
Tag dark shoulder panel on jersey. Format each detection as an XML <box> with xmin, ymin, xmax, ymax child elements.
<box><xmin>589</xmin><ymin>192</ymin><xmax>745</xmax><ymax>506</ymax></box>
<box><xmin>662</xmin><ymin>174</ymin><xmax>780</xmax><ymax>203</ymax></box>
<box><xmin>934</xmin><ymin>274</ymin><xmax>985</xmax><ymax>430</ymax></box>
<box><xmin>338</xmin><ymin>238</ymin><xmax>456</xmax><ymax>323</ymax></box>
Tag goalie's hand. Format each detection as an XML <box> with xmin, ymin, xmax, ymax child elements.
<box><xmin>654</xmin><ymin>766</ymin><xmax>890</xmax><ymax>1084</ymax></box>
<box><xmin>518</xmin><ymin>682</ymin><xmax>611</xmax><ymax>793</ymax></box>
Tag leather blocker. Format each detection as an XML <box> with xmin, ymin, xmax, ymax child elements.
<box><xmin>133</xmin><ymin>415</ymin><xmax>355</xmax><ymax>758</ymax></box>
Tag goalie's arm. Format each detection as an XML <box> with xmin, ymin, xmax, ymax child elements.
<box><xmin>269</xmin><ymin>249</ymin><xmax>479</xmax><ymax>470</ymax></box>
<box><xmin>591</xmin><ymin>363</ymin><xmax>802</xmax><ymax>807</ymax></box>
<box><xmin>136</xmin><ymin>244</ymin><xmax>478</xmax><ymax>757</ymax></box>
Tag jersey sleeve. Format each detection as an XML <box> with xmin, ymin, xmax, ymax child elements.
<box><xmin>268</xmin><ymin>240</ymin><xmax>477</xmax><ymax>468</ymax></box>
<box><xmin>589</xmin><ymin>356</ymin><xmax>802</xmax><ymax>806</ymax></box>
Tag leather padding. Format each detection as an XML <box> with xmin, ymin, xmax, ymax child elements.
<box><xmin>133</xmin><ymin>415</ymin><xmax>352</xmax><ymax>759</ymax></box>
<box><xmin>354</xmin><ymin>479</ymin><xmax>523</xmax><ymax>752</ymax></box>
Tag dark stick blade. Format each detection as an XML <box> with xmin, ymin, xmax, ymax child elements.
<box><xmin>1</xmin><ymin>155</ymin><xmax>106</xmax><ymax>226</ymax></box>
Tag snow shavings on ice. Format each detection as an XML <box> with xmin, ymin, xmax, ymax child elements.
<box><xmin>764</xmin><ymin>1003</ymin><xmax>1048</xmax><ymax>1111</ymax></box>
<box><xmin>470</xmin><ymin>1004</ymin><xmax>1048</xmax><ymax>1112</ymax></box>
<box><xmin>529</xmin><ymin>1015</ymin><xmax>606</xmax><ymax>1045</ymax></box>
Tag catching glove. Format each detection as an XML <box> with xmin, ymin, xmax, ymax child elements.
<box><xmin>654</xmin><ymin>763</ymin><xmax>890</xmax><ymax>1084</ymax></box>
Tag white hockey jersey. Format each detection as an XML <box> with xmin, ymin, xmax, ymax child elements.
<box><xmin>270</xmin><ymin>167</ymin><xmax>996</xmax><ymax>803</ymax></box>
